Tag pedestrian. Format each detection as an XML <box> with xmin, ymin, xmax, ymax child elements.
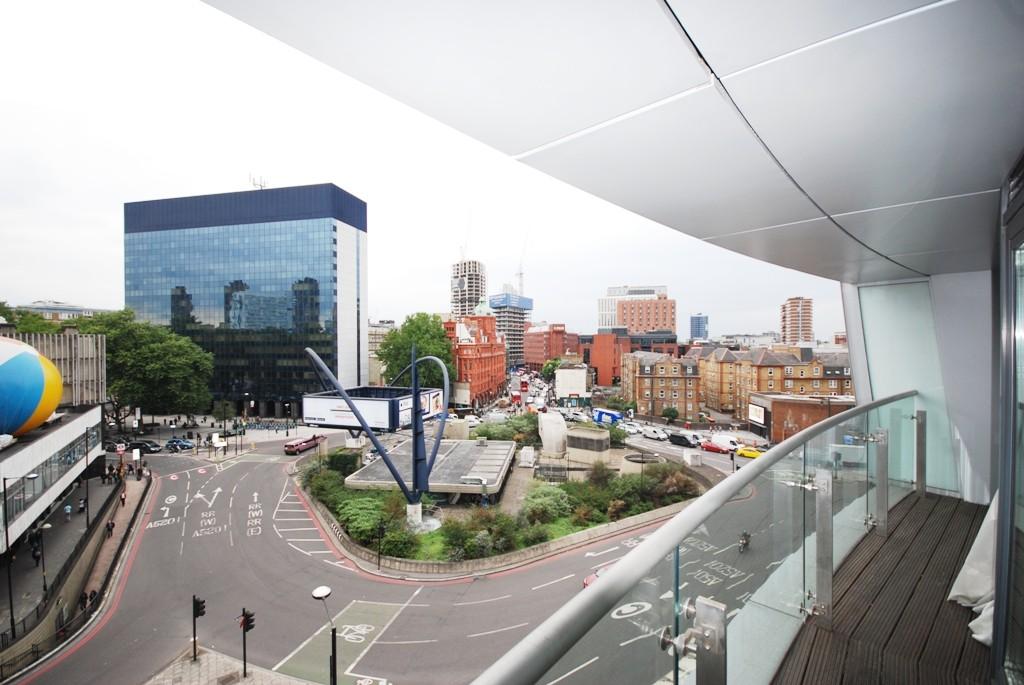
<box><xmin>64</xmin><ymin>503</ymin><xmax>72</xmax><ymax>521</ymax></box>
<box><xmin>79</xmin><ymin>591</ymin><xmax>88</xmax><ymax>612</ymax></box>
<box><xmin>105</xmin><ymin>520</ymin><xmax>114</xmax><ymax>538</ymax></box>
<box><xmin>32</xmin><ymin>547</ymin><xmax>41</xmax><ymax>567</ymax></box>
<box><xmin>78</xmin><ymin>498</ymin><xmax>86</xmax><ymax>514</ymax></box>
<box><xmin>120</xmin><ymin>490</ymin><xmax>126</xmax><ymax>507</ymax></box>
<box><xmin>88</xmin><ymin>589</ymin><xmax>97</xmax><ymax>608</ymax></box>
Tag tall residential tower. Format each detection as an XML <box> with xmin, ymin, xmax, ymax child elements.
<box><xmin>450</xmin><ymin>260</ymin><xmax>487</xmax><ymax>317</ymax></box>
<box><xmin>779</xmin><ymin>296</ymin><xmax>814</xmax><ymax>345</ymax></box>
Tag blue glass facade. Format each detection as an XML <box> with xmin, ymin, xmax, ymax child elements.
<box><xmin>124</xmin><ymin>184</ymin><xmax>366</xmax><ymax>410</ymax></box>
<box><xmin>690</xmin><ymin>314</ymin><xmax>708</xmax><ymax>340</ymax></box>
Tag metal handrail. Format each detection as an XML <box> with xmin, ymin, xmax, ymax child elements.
<box><xmin>472</xmin><ymin>390</ymin><xmax>918</xmax><ymax>685</ymax></box>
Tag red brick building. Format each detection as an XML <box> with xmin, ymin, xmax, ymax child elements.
<box><xmin>523</xmin><ymin>323</ymin><xmax>579</xmax><ymax>371</ymax></box>
<box><xmin>444</xmin><ymin>316</ymin><xmax>507</xmax><ymax>409</ymax></box>
<box><xmin>576</xmin><ymin>330</ymin><xmax>680</xmax><ymax>386</ymax></box>
<box><xmin>616</xmin><ymin>293</ymin><xmax>677</xmax><ymax>334</ymax></box>
<box><xmin>747</xmin><ymin>392</ymin><xmax>855</xmax><ymax>443</ymax></box>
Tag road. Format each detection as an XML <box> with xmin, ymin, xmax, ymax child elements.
<box><xmin>17</xmin><ymin>434</ymin><xmax>822</xmax><ymax>685</ymax></box>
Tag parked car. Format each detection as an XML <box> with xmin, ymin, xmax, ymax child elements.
<box><xmin>568</xmin><ymin>410</ymin><xmax>588</xmax><ymax>423</ymax></box>
<box><xmin>642</xmin><ymin>426</ymin><xmax>669</xmax><ymax>441</ymax></box>
<box><xmin>464</xmin><ymin>415</ymin><xmax>481</xmax><ymax>428</ymax></box>
<box><xmin>129</xmin><ymin>440</ymin><xmax>162</xmax><ymax>454</ymax></box>
<box><xmin>735</xmin><ymin>445</ymin><xmax>764</xmax><ymax>459</ymax></box>
<box><xmin>619</xmin><ymin>422</ymin><xmax>641</xmax><ymax>435</ymax></box>
<box><xmin>668</xmin><ymin>432</ymin><xmax>699</xmax><ymax>448</ymax></box>
<box><xmin>701</xmin><ymin>440</ymin><xmax>731</xmax><ymax>454</ymax></box>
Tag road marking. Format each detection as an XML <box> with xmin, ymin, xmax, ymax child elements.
<box><xmin>346</xmin><ymin>588</ymin><xmax>423</xmax><ymax>677</ymax></box>
<box><xmin>288</xmin><ymin>543</ymin><xmax>311</xmax><ymax>556</ymax></box>
<box><xmin>714</xmin><ymin>543</ymin><xmax>739</xmax><ymax>556</ymax></box>
<box><xmin>466</xmin><ymin>622</ymin><xmax>529</xmax><ymax>638</ymax></box>
<box><xmin>273</xmin><ymin>600</ymin><xmax>356</xmax><ymax>671</ymax></box>
<box><xmin>532</xmin><ymin>574</ymin><xmax>575</xmax><ymax>591</ymax></box>
<box><xmin>545</xmin><ymin>656</ymin><xmax>599</xmax><ymax>685</ymax></box>
<box><xmin>611</xmin><ymin>602</ymin><xmax>651</xmax><ymax>620</ymax></box>
<box><xmin>375</xmin><ymin>639</ymin><xmax>439</xmax><ymax>645</ymax></box>
<box><xmin>584</xmin><ymin>546</ymin><xmax>619</xmax><ymax>558</ymax></box>
<box><xmin>275</xmin><ymin>518</ymin><xmax>312</xmax><ymax>521</ymax></box>
<box><xmin>727</xmin><ymin>573</ymin><xmax>753</xmax><ymax>590</ymax></box>
<box><xmin>286</xmin><ymin>538</ymin><xmax>323</xmax><ymax>542</ymax></box>
<box><xmin>590</xmin><ymin>555</ymin><xmax>625</xmax><ymax>569</ymax></box>
<box><xmin>307</xmin><ymin>550</ymin><xmax>334</xmax><ymax>554</ymax></box>
<box><xmin>727</xmin><ymin>608</ymin><xmax>740</xmax><ymax>619</ymax></box>
<box><xmin>766</xmin><ymin>560</ymin><xmax>783</xmax><ymax>570</ymax></box>
<box><xmin>454</xmin><ymin>594</ymin><xmax>511</xmax><ymax>606</ymax></box>
<box><xmin>276</xmin><ymin>527</ymin><xmax>317</xmax><ymax>532</ymax></box>
<box><xmin>620</xmin><ymin>632</ymin><xmax>656</xmax><ymax>647</ymax></box>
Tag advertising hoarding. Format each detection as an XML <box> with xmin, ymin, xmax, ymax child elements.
<box><xmin>748</xmin><ymin>404</ymin><xmax>766</xmax><ymax>425</ymax></box>
<box><xmin>304</xmin><ymin>396</ymin><xmax>392</xmax><ymax>430</ymax></box>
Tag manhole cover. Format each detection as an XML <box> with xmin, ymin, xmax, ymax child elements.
<box><xmin>217</xmin><ymin>672</ymin><xmax>240</xmax><ymax>685</ymax></box>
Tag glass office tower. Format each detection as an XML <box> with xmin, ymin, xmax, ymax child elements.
<box><xmin>124</xmin><ymin>183</ymin><xmax>368</xmax><ymax>417</ymax></box>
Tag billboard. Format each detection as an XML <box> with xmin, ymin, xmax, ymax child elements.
<box><xmin>303</xmin><ymin>396</ymin><xmax>392</xmax><ymax>430</ymax></box>
<box><xmin>398</xmin><ymin>389</ymin><xmax>444</xmax><ymax>426</ymax></box>
<box><xmin>748</xmin><ymin>404</ymin><xmax>766</xmax><ymax>425</ymax></box>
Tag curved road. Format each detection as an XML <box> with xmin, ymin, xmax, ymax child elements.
<box><xmin>16</xmin><ymin>436</ymin><xmax>812</xmax><ymax>685</ymax></box>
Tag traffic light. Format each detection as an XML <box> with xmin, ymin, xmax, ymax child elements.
<box><xmin>241</xmin><ymin>609</ymin><xmax>255</xmax><ymax>632</ymax></box>
<box><xmin>192</xmin><ymin>595</ymin><xmax>206</xmax><ymax>618</ymax></box>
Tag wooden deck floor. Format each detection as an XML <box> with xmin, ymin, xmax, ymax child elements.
<box><xmin>773</xmin><ymin>493</ymin><xmax>990</xmax><ymax>684</ymax></box>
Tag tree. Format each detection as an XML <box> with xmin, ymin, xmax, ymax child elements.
<box><xmin>75</xmin><ymin>310</ymin><xmax>213</xmax><ymax>429</ymax></box>
<box><xmin>376</xmin><ymin>313</ymin><xmax>454</xmax><ymax>390</ymax></box>
<box><xmin>661</xmin><ymin>407</ymin><xmax>679</xmax><ymax>424</ymax></box>
<box><xmin>0</xmin><ymin>301</ymin><xmax>17</xmax><ymax>324</ymax></box>
<box><xmin>15</xmin><ymin>311</ymin><xmax>60</xmax><ymax>333</ymax></box>
<box><xmin>540</xmin><ymin>358</ymin><xmax>561</xmax><ymax>382</ymax></box>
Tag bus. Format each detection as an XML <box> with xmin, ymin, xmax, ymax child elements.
<box><xmin>283</xmin><ymin>434</ymin><xmax>326</xmax><ymax>455</ymax></box>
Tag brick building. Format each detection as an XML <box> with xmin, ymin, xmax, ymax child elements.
<box><xmin>576</xmin><ymin>329</ymin><xmax>679</xmax><ymax>386</ymax></box>
<box><xmin>523</xmin><ymin>323</ymin><xmax>579</xmax><ymax>371</ymax></box>
<box><xmin>616</xmin><ymin>292</ymin><xmax>677</xmax><ymax>334</ymax></box>
<box><xmin>621</xmin><ymin>352</ymin><xmax>702</xmax><ymax>422</ymax></box>
<box><xmin>746</xmin><ymin>392</ymin><xmax>856</xmax><ymax>443</ymax></box>
<box><xmin>443</xmin><ymin>315</ymin><xmax>507</xmax><ymax>409</ymax></box>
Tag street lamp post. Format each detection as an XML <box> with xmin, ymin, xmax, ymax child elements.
<box><xmin>312</xmin><ymin>585</ymin><xmax>337</xmax><ymax>685</ymax></box>
<box><xmin>39</xmin><ymin>522</ymin><xmax>52</xmax><ymax>594</ymax></box>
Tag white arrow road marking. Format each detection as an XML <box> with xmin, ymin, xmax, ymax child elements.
<box><xmin>695</xmin><ymin>523</ymin><xmax>710</xmax><ymax>537</ymax></box>
<box><xmin>584</xmin><ymin>546</ymin><xmax>620</xmax><ymax>558</ymax></box>
<box><xmin>590</xmin><ymin>555</ymin><xmax>625</xmax><ymax>569</ymax></box>
<box><xmin>252</xmin><ymin>492</ymin><xmax>259</xmax><ymax>503</ymax></box>
<box><xmin>192</xmin><ymin>487</ymin><xmax>222</xmax><ymax>508</ymax></box>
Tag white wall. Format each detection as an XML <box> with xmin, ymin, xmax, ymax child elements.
<box><xmin>930</xmin><ymin>270</ymin><xmax>995</xmax><ymax>503</ymax></box>
<box><xmin>336</xmin><ymin>220</ymin><xmax>369</xmax><ymax>387</ymax></box>
<box><xmin>555</xmin><ymin>367</ymin><xmax>588</xmax><ymax>399</ymax></box>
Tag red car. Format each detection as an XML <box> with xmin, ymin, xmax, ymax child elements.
<box><xmin>583</xmin><ymin>565</ymin><xmax>610</xmax><ymax>589</ymax></box>
<box><xmin>701</xmin><ymin>441</ymin><xmax>730</xmax><ymax>454</ymax></box>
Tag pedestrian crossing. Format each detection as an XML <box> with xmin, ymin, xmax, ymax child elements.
<box><xmin>272</xmin><ymin>486</ymin><xmax>349</xmax><ymax>569</ymax></box>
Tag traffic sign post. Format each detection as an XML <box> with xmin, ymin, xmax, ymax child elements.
<box><xmin>192</xmin><ymin>595</ymin><xmax>206</xmax><ymax>661</ymax></box>
<box><xmin>240</xmin><ymin>608</ymin><xmax>255</xmax><ymax>677</ymax></box>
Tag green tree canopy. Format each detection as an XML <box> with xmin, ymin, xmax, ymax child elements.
<box><xmin>540</xmin><ymin>358</ymin><xmax>561</xmax><ymax>381</ymax></box>
<box><xmin>14</xmin><ymin>311</ymin><xmax>61</xmax><ymax>333</ymax></box>
<box><xmin>377</xmin><ymin>313</ymin><xmax>454</xmax><ymax>390</ymax></box>
<box><xmin>661</xmin><ymin>406</ymin><xmax>679</xmax><ymax>423</ymax></box>
<box><xmin>0</xmin><ymin>301</ymin><xmax>18</xmax><ymax>324</ymax></box>
<box><xmin>75</xmin><ymin>310</ymin><xmax>213</xmax><ymax>427</ymax></box>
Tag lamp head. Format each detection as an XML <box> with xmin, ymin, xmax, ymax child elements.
<box><xmin>311</xmin><ymin>585</ymin><xmax>332</xmax><ymax>601</ymax></box>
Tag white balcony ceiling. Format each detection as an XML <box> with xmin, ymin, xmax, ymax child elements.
<box><xmin>205</xmin><ymin>0</ymin><xmax>1024</xmax><ymax>284</ymax></box>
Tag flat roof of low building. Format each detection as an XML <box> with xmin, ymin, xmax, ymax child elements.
<box><xmin>750</xmin><ymin>392</ymin><xmax>856</xmax><ymax>407</ymax></box>
<box><xmin>344</xmin><ymin>438</ymin><xmax>517</xmax><ymax>494</ymax></box>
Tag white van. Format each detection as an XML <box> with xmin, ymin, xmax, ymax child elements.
<box><xmin>710</xmin><ymin>433</ymin><xmax>741</xmax><ymax>452</ymax></box>
<box><xmin>642</xmin><ymin>426</ymin><xmax>669</xmax><ymax>441</ymax></box>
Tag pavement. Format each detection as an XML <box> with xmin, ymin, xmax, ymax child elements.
<box><xmin>0</xmin><ymin>476</ymin><xmax>117</xmax><ymax>639</ymax></box>
<box><xmin>146</xmin><ymin>647</ymin><xmax>313</xmax><ymax>685</ymax></box>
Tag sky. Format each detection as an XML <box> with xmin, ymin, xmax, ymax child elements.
<box><xmin>0</xmin><ymin>1</ymin><xmax>845</xmax><ymax>340</ymax></box>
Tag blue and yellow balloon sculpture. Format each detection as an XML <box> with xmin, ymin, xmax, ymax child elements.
<box><xmin>0</xmin><ymin>338</ymin><xmax>63</xmax><ymax>436</ymax></box>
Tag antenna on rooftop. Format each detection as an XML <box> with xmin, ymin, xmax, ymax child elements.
<box><xmin>248</xmin><ymin>174</ymin><xmax>268</xmax><ymax>190</ymax></box>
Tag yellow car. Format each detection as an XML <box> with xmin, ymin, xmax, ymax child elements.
<box><xmin>734</xmin><ymin>445</ymin><xmax>764</xmax><ymax>459</ymax></box>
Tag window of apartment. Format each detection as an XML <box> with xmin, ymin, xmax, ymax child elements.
<box><xmin>829</xmin><ymin>380</ymin><xmax>838</xmax><ymax>388</ymax></box>
<box><xmin>844</xmin><ymin>367</ymin><xmax>851</xmax><ymax>375</ymax></box>
<box><xmin>784</xmin><ymin>366</ymin><xmax>793</xmax><ymax>375</ymax></box>
<box><xmin>812</xmin><ymin>380</ymin><xmax>820</xmax><ymax>389</ymax></box>
<box><xmin>830</xmin><ymin>392</ymin><xmax>838</xmax><ymax>397</ymax></box>
<box><xmin>644</xmin><ymin>366</ymin><xmax>651</xmax><ymax>374</ymax></box>
<box><xmin>672</xmin><ymin>391</ymin><xmax>679</xmax><ymax>399</ymax></box>
<box><xmin>672</xmin><ymin>366</ymin><xmax>679</xmax><ymax>374</ymax></box>
<box><xmin>813</xmin><ymin>367</ymin><xmax>821</xmax><ymax>376</ymax></box>
<box><xmin>686</xmin><ymin>390</ymin><xmax>694</xmax><ymax>399</ymax></box>
<box><xmin>844</xmin><ymin>380</ymin><xmax>852</xmax><ymax>388</ymax></box>
<box><xmin>644</xmin><ymin>391</ymin><xmax>650</xmax><ymax>398</ymax></box>
<box><xmin>767</xmin><ymin>368</ymin><xmax>774</xmax><ymax>377</ymax></box>
<box><xmin>768</xmin><ymin>380</ymin><xmax>774</xmax><ymax>389</ymax></box>
<box><xmin>658</xmin><ymin>366</ymin><xmax>665</xmax><ymax>374</ymax></box>
<box><xmin>659</xmin><ymin>378</ymin><xmax>665</xmax><ymax>386</ymax></box>
<box><xmin>687</xmin><ymin>403</ymin><xmax>693</xmax><ymax>411</ymax></box>
<box><xmin>799</xmin><ymin>369</ymin><xmax>806</xmax><ymax>377</ymax></box>
<box><xmin>659</xmin><ymin>390</ymin><xmax>665</xmax><ymax>398</ymax></box>
<box><xmin>687</xmin><ymin>379</ymin><xmax>693</xmax><ymax>387</ymax></box>
<box><xmin>799</xmin><ymin>386</ymin><xmax>806</xmax><ymax>393</ymax></box>
<box><xmin>785</xmin><ymin>380</ymin><xmax>793</xmax><ymax>388</ymax></box>
<box><xmin>671</xmin><ymin>379</ymin><xmax>679</xmax><ymax>386</ymax></box>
